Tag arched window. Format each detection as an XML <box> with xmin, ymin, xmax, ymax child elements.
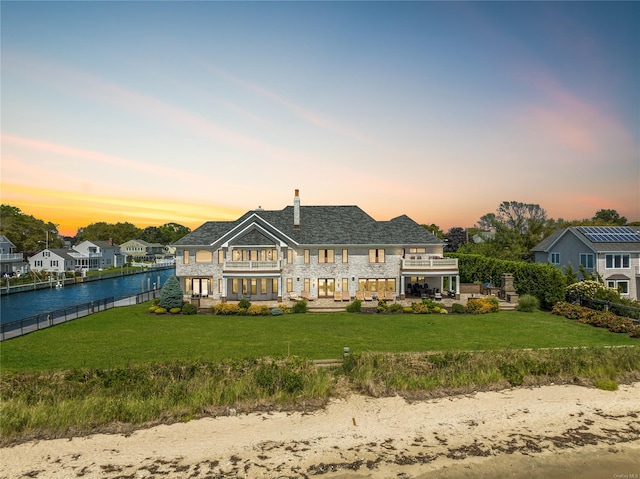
<box><xmin>195</xmin><ymin>250</ymin><xmax>213</xmax><ymax>263</ymax></box>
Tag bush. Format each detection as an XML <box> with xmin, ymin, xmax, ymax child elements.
<box><xmin>552</xmin><ymin>301</ymin><xmax>638</xmax><ymax>336</ymax></box>
<box><xmin>566</xmin><ymin>280</ymin><xmax>620</xmax><ymax>303</ymax></box>
<box><xmin>517</xmin><ymin>294</ymin><xmax>540</xmax><ymax>312</ymax></box>
<box><xmin>402</xmin><ymin>307</ymin><xmax>413</xmax><ymax>314</ymax></box>
<box><xmin>346</xmin><ymin>299</ymin><xmax>362</xmax><ymax>313</ymax></box>
<box><xmin>154</xmin><ymin>307</ymin><xmax>167</xmax><ymax>315</ymax></box>
<box><xmin>451</xmin><ymin>303</ymin><xmax>466</xmax><ymax>314</ymax></box>
<box><xmin>169</xmin><ymin>307</ymin><xmax>182</xmax><ymax>314</ymax></box>
<box><xmin>181</xmin><ymin>303</ymin><xmax>198</xmax><ymax>315</ymax></box>
<box><xmin>376</xmin><ymin>300</ymin><xmax>388</xmax><ymax>313</ymax></box>
<box><xmin>212</xmin><ymin>303</ymin><xmax>241</xmax><ymax>315</ymax></box>
<box><xmin>247</xmin><ymin>305</ymin><xmax>270</xmax><ymax>316</ymax></box>
<box><xmin>160</xmin><ymin>276</ymin><xmax>183</xmax><ymax>309</ymax></box>
<box><xmin>466</xmin><ymin>297</ymin><xmax>500</xmax><ymax>314</ymax></box>
<box><xmin>238</xmin><ymin>298</ymin><xmax>251</xmax><ymax>310</ymax></box>
<box><xmin>277</xmin><ymin>304</ymin><xmax>291</xmax><ymax>314</ymax></box>
<box><xmin>271</xmin><ymin>308</ymin><xmax>284</xmax><ymax>316</ymax></box>
<box><xmin>387</xmin><ymin>303</ymin><xmax>404</xmax><ymax>313</ymax></box>
<box><xmin>148</xmin><ymin>305</ymin><xmax>158</xmax><ymax>313</ymax></box>
<box><xmin>291</xmin><ymin>300</ymin><xmax>308</xmax><ymax>314</ymax></box>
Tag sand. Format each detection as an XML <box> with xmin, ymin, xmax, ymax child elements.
<box><xmin>1</xmin><ymin>383</ymin><xmax>639</xmax><ymax>478</ymax></box>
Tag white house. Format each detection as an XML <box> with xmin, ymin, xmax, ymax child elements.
<box><xmin>172</xmin><ymin>190</ymin><xmax>459</xmax><ymax>302</ymax></box>
<box><xmin>28</xmin><ymin>248</ymin><xmax>76</xmax><ymax>273</ymax></box>
<box><xmin>532</xmin><ymin>226</ymin><xmax>640</xmax><ymax>300</ymax></box>
<box><xmin>0</xmin><ymin>235</ymin><xmax>29</xmax><ymax>276</ymax></box>
<box><xmin>71</xmin><ymin>240</ymin><xmax>125</xmax><ymax>270</ymax></box>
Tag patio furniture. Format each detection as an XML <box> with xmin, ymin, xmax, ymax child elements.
<box><xmin>289</xmin><ymin>292</ymin><xmax>300</xmax><ymax>301</ymax></box>
<box><xmin>356</xmin><ymin>291</ymin><xmax>364</xmax><ymax>301</ymax></box>
<box><xmin>334</xmin><ymin>291</ymin><xmax>342</xmax><ymax>301</ymax></box>
<box><xmin>363</xmin><ymin>291</ymin><xmax>373</xmax><ymax>301</ymax></box>
<box><xmin>342</xmin><ymin>291</ymin><xmax>350</xmax><ymax>301</ymax></box>
<box><xmin>302</xmin><ymin>290</ymin><xmax>316</xmax><ymax>301</ymax></box>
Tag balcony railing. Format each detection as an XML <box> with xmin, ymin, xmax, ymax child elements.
<box><xmin>0</xmin><ymin>253</ymin><xmax>24</xmax><ymax>262</ymax></box>
<box><xmin>402</xmin><ymin>257</ymin><xmax>458</xmax><ymax>270</ymax></box>
<box><xmin>224</xmin><ymin>260</ymin><xmax>281</xmax><ymax>271</ymax></box>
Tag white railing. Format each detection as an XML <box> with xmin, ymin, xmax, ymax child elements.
<box><xmin>224</xmin><ymin>260</ymin><xmax>281</xmax><ymax>271</ymax></box>
<box><xmin>402</xmin><ymin>257</ymin><xmax>458</xmax><ymax>270</ymax></box>
<box><xmin>0</xmin><ymin>253</ymin><xmax>24</xmax><ymax>261</ymax></box>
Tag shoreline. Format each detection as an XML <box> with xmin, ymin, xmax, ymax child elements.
<box><xmin>1</xmin><ymin>383</ymin><xmax>639</xmax><ymax>478</ymax></box>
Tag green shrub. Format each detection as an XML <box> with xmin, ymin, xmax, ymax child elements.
<box><xmin>181</xmin><ymin>303</ymin><xmax>198</xmax><ymax>315</ymax></box>
<box><xmin>594</xmin><ymin>378</ymin><xmax>618</xmax><ymax>391</ymax></box>
<box><xmin>271</xmin><ymin>308</ymin><xmax>284</xmax><ymax>316</ymax></box>
<box><xmin>402</xmin><ymin>307</ymin><xmax>413</xmax><ymax>314</ymax></box>
<box><xmin>376</xmin><ymin>300</ymin><xmax>388</xmax><ymax>313</ymax></box>
<box><xmin>169</xmin><ymin>307</ymin><xmax>182</xmax><ymax>314</ymax></box>
<box><xmin>346</xmin><ymin>299</ymin><xmax>362</xmax><ymax>313</ymax></box>
<box><xmin>291</xmin><ymin>300</ymin><xmax>308</xmax><ymax>314</ymax></box>
<box><xmin>238</xmin><ymin>298</ymin><xmax>251</xmax><ymax>310</ymax></box>
<box><xmin>160</xmin><ymin>275</ymin><xmax>183</xmax><ymax>309</ymax></box>
<box><xmin>148</xmin><ymin>306</ymin><xmax>158</xmax><ymax>313</ymax></box>
<box><xmin>566</xmin><ymin>280</ymin><xmax>620</xmax><ymax>303</ymax></box>
<box><xmin>451</xmin><ymin>303</ymin><xmax>466</xmax><ymax>314</ymax></box>
<box><xmin>517</xmin><ymin>294</ymin><xmax>540</xmax><ymax>312</ymax></box>
<box><xmin>154</xmin><ymin>307</ymin><xmax>167</xmax><ymax>314</ymax></box>
<box><xmin>247</xmin><ymin>305</ymin><xmax>270</xmax><ymax>316</ymax></box>
<box><xmin>411</xmin><ymin>302</ymin><xmax>430</xmax><ymax>314</ymax></box>
<box><xmin>277</xmin><ymin>304</ymin><xmax>291</xmax><ymax>314</ymax></box>
<box><xmin>552</xmin><ymin>301</ymin><xmax>638</xmax><ymax>336</ymax></box>
<box><xmin>387</xmin><ymin>303</ymin><xmax>404</xmax><ymax>313</ymax></box>
<box><xmin>466</xmin><ymin>297</ymin><xmax>500</xmax><ymax>314</ymax></box>
<box><xmin>212</xmin><ymin>303</ymin><xmax>241</xmax><ymax>315</ymax></box>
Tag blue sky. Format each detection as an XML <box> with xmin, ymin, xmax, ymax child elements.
<box><xmin>2</xmin><ymin>1</ymin><xmax>638</xmax><ymax>235</ymax></box>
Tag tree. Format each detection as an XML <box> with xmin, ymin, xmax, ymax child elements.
<box><xmin>473</xmin><ymin>201</ymin><xmax>550</xmax><ymax>261</ymax></box>
<box><xmin>592</xmin><ymin>209</ymin><xmax>627</xmax><ymax>225</ymax></box>
<box><xmin>75</xmin><ymin>222</ymin><xmax>142</xmax><ymax>245</ymax></box>
<box><xmin>141</xmin><ymin>223</ymin><xmax>192</xmax><ymax>244</ymax></box>
<box><xmin>160</xmin><ymin>275</ymin><xmax>183</xmax><ymax>309</ymax></box>
<box><xmin>444</xmin><ymin>227</ymin><xmax>467</xmax><ymax>252</ymax></box>
<box><xmin>421</xmin><ymin>223</ymin><xmax>444</xmax><ymax>239</ymax></box>
<box><xmin>0</xmin><ymin>204</ymin><xmax>64</xmax><ymax>252</ymax></box>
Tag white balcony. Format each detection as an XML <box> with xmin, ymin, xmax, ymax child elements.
<box><xmin>402</xmin><ymin>257</ymin><xmax>458</xmax><ymax>271</ymax></box>
<box><xmin>224</xmin><ymin>260</ymin><xmax>281</xmax><ymax>271</ymax></box>
<box><xmin>0</xmin><ymin>253</ymin><xmax>24</xmax><ymax>262</ymax></box>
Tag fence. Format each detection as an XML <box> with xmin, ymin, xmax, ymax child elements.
<box><xmin>1</xmin><ymin>290</ymin><xmax>160</xmax><ymax>341</ymax></box>
<box><xmin>578</xmin><ymin>297</ymin><xmax>640</xmax><ymax>322</ymax></box>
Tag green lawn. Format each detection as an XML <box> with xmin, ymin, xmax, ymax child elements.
<box><xmin>2</xmin><ymin>303</ymin><xmax>637</xmax><ymax>372</ymax></box>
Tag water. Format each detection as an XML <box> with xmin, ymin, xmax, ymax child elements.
<box><xmin>0</xmin><ymin>268</ymin><xmax>175</xmax><ymax>324</ymax></box>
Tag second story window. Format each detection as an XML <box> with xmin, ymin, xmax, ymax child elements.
<box><xmin>342</xmin><ymin>249</ymin><xmax>348</xmax><ymax>263</ymax></box>
<box><xmin>304</xmin><ymin>249</ymin><xmax>310</xmax><ymax>264</ymax></box>
<box><xmin>287</xmin><ymin>249</ymin><xmax>293</xmax><ymax>264</ymax></box>
<box><xmin>218</xmin><ymin>250</ymin><xmax>224</xmax><ymax>264</ymax></box>
<box><xmin>579</xmin><ymin>253</ymin><xmax>593</xmax><ymax>269</ymax></box>
<box><xmin>369</xmin><ymin>249</ymin><xmax>385</xmax><ymax>263</ymax></box>
<box><xmin>183</xmin><ymin>250</ymin><xmax>189</xmax><ymax>264</ymax></box>
<box><xmin>318</xmin><ymin>249</ymin><xmax>334</xmax><ymax>263</ymax></box>
<box><xmin>606</xmin><ymin>254</ymin><xmax>630</xmax><ymax>269</ymax></box>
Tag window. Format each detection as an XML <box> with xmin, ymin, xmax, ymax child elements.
<box><xmin>232</xmin><ymin>278</ymin><xmax>238</xmax><ymax>294</ymax></box>
<box><xmin>218</xmin><ymin>279</ymin><xmax>222</xmax><ymax>293</ymax></box>
<box><xmin>260</xmin><ymin>278</ymin><xmax>267</xmax><ymax>294</ymax></box>
<box><xmin>342</xmin><ymin>249</ymin><xmax>348</xmax><ymax>263</ymax></box>
<box><xmin>287</xmin><ymin>278</ymin><xmax>293</xmax><ymax>292</ymax></box>
<box><xmin>43</xmin><ymin>251</ymin><xmax>50</xmax><ymax>257</ymax></box>
<box><xmin>304</xmin><ymin>249</ymin><xmax>310</xmax><ymax>264</ymax></box>
<box><xmin>183</xmin><ymin>250</ymin><xmax>189</xmax><ymax>264</ymax></box>
<box><xmin>607</xmin><ymin>280</ymin><xmax>629</xmax><ymax>295</ymax></box>
<box><xmin>287</xmin><ymin>249</ymin><xmax>293</xmax><ymax>264</ymax></box>
<box><xmin>550</xmin><ymin>252</ymin><xmax>560</xmax><ymax>265</ymax></box>
<box><xmin>272</xmin><ymin>278</ymin><xmax>278</xmax><ymax>294</ymax></box>
<box><xmin>195</xmin><ymin>250</ymin><xmax>212</xmax><ymax>263</ymax></box>
<box><xmin>606</xmin><ymin>254</ymin><xmax>630</xmax><ymax>269</ymax></box>
<box><xmin>192</xmin><ymin>278</ymin><xmax>210</xmax><ymax>296</ymax></box>
<box><xmin>579</xmin><ymin>253</ymin><xmax>594</xmax><ymax>269</ymax></box>
<box><xmin>341</xmin><ymin>278</ymin><xmax>349</xmax><ymax>293</ymax></box>
<box><xmin>369</xmin><ymin>249</ymin><xmax>385</xmax><ymax>263</ymax></box>
<box><xmin>304</xmin><ymin>278</ymin><xmax>310</xmax><ymax>292</ymax></box>
<box><xmin>218</xmin><ymin>250</ymin><xmax>224</xmax><ymax>264</ymax></box>
<box><xmin>35</xmin><ymin>260</ymin><xmax>43</xmax><ymax>267</ymax></box>
<box><xmin>408</xmin><ymin>247</ymin><xmax>426</xmax><ymax>254</ymax></box>
<box><xmin>50</xmin><ymin>260</ymin><xmax>58</xmax><ymax>267</ymax></box>
<box><xmin>318</xmin><ymin>249</ymin><xmax>334</xmax><ymax>263</ymax></box>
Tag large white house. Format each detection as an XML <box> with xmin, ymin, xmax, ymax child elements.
<box><xmin>173</xmin><ymin>190</ymin><xmax>460</xmax><ymax>302</ymax></box>
<box><xmin>532</xmin><ymin>226</ymin><xmax>640</xmax><ymax>300</ymax></box>
<box><xmin>29</xmin><ymin>239</ymin><xmax>125</xmax><ymax>273</ymax></box>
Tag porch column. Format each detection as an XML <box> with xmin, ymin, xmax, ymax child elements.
<box><xmin>456</xmin><ymin>275</ymin><xmax>460</xmax><ymax>296</ymax></box>
<box><xmin>221</xmin><ymin>275</ymin><xmax>227</xmax><ymax>302</ymax></box>
<box><xmin>400</xmin><ymin>275</ymin><xmax>406</xmax><ymax>300</ymax></box>
<box><xmin>277</xmin><ymin>276</ymin><xmax>283</xmax><ymax>302</ymax></box>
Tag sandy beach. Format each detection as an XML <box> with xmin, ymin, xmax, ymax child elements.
<box><xmin>2</xmin><ymin>383</ymin><xmax>639</xmax><ymax>479</ymax></box>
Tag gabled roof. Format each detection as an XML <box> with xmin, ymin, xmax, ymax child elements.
<box><xmin>0</xmin><ymin>235</ymin><xmax>16</xmax><ymax>248</ymax></box>
<box><xmin>532</xmin><ymin>226</ymin><xmax>640</xmax><ymax>253</ymax></box>
<box><xmin>174</xmin><ymin>206</ymin><xmax>442</xmax><ymax>247</ymax></box>
<box><xmin>45</xmin><ymin>248</ymin><xmax>76</xmax><ymax>261</ymax></box>
<box><xmin>78</xmin><ymin>240</ymin><xmax>119</xmax><ymax>249</ymax></box>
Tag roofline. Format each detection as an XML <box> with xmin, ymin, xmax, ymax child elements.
<box><xmin>213</xmin><ymin>213</ymin><xmax>299</xmax><ymax>248</ymax></box>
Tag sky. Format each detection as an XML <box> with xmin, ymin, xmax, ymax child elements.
<box><xmin>1</xmin><ymin>1</ymin><xmax>639</xmax><ymax>237</ymax></box>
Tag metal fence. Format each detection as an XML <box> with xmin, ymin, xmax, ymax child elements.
<box><xmin>578</xmin><ymin>297</ymin><xmax>640</xmax><ymax>322</ymax></box>
<box><xmin>1</xmin><ymin>290</ymin><xmax>160</xmax><ymax>341</ymax></box>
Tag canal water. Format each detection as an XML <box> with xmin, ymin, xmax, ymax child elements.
<box><xmin>0</xmin><ymin>268</ymin><xmax>175</xmax><ymax>325</ymax></box>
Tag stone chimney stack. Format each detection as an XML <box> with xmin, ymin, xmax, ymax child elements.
<box><xmin>293</xmin><ymin>189</ymin><xmax>300</xmax><ymax>230</ymax></box>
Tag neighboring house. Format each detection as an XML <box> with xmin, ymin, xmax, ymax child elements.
<box><xmin>0</xmin><ymin>235</ymin><xmax>29</xmax><ymax>276</ymax></box>
<box><xmin>531</xmin><ymin>226</ymin><xmax>640</xmax><ymax>300</ymax></box>
<box><xmin>71</xmin><ymin>240</ymin><xmax>125</xmax><ymax>269</ymax></box>
<box><xmin>28</xmin><ymin>248</ymin><xmax>76</xmax><ymax>273</ymax></box>
<box><xmin>173</xmin><ymin>190</ymin><xmax>460</xmax><ymax>301</ymax></box>
<box><xmin>120</xmin><ymin>239</ymin><xmax>166</xmax><ymax>262</ymax></box>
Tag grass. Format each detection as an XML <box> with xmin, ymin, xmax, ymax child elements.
<box><xmin>1</xmin><ymin>303</ymin><xmax>638</xmax><ymax>445</ymax></box>
<box><xmin>1</xmin><ymin>303</ymin><xmax>638</xmax><ymax>372</ymax></box>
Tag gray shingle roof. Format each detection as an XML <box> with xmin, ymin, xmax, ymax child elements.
<box><xmin>532</xmin><ymin>226</ymin><xmax>640</xmax><ymax>253</ymax></box>
<box><xmin>174</xmin><ymin>206</ymin><xmax>441</xmax><ymax>247</ymax></box>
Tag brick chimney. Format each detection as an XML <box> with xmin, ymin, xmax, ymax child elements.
<box><xmin>293</xmin><ymin>189</ymin><xmax>300</xmax><ymax>230</ymax></box>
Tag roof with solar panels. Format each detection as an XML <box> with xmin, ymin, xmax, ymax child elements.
<box><xmin>532</xmin><ymin>226</ymin><xmax>640</xmax><ymax>253</ymax></box>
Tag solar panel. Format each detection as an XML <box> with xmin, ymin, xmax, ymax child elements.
<box><xmin>578</xmin><ymin>226</ymin><xmax>640</xmax><ymax>242</ymax></box>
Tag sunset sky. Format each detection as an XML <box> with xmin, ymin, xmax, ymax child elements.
<box><xmin>2</xmin><ymin>1</ymin><xmax>638</xmax><ymax>237</ymax></box>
